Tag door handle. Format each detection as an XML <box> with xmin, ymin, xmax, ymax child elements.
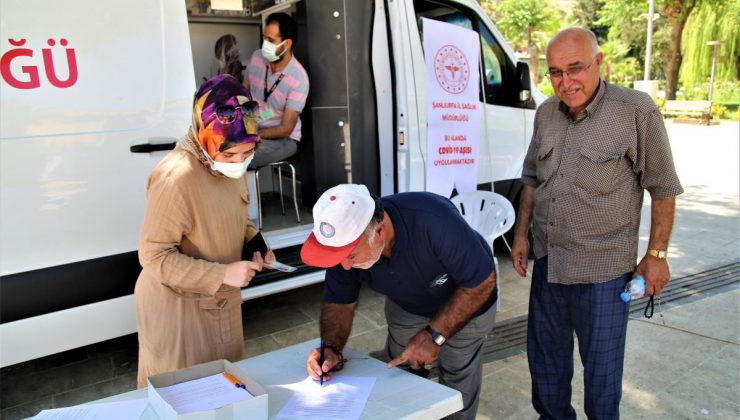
<box><xmin>130</xmin><ymin>139</ymin><xmax>177</xmax><ymax>153</ymax></box>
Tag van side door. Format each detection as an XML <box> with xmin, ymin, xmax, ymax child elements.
<box><xmin>388</xmin><ymin>0</ymin><xmax>534</xmax><ymax>193</ymax></box>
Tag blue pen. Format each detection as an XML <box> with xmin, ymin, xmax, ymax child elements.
<box><xmin>319</xmin><ymin>340</ymin><xmax>325</xmax><ymax>387</ymax></box>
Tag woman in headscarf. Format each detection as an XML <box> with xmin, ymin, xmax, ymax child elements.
<box><xmin>209</xmin><ymin>34</ymin><xmax>245</xmax><ymax>83</ymax></box>
<box><xmin>134</xmin><ymin>75</ymin><xmax>268</xmax><ymax>387</ymax></box>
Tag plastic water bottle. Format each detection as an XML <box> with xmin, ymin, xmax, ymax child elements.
<box><xmin>620</xmin><ymin>275</ymin><xmax>646</xmax><ymax>302</ymax></box>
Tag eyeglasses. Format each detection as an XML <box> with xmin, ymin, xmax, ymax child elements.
<box><xmin>547</xmin><ymin>57</ymin><xmax>597</xmax><ymax>81</ymax></box>
<box><xmin>212</xmin><ymin>101</ymin><xmax>259</xmax><ymax>124</ymax></box>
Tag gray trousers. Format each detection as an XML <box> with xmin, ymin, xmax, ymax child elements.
<box><xmin>248</xmin><ymin>137</ymin><xmax>298</xmax><ymax>169</ymax></box>
<box><xmin>384</xmin><ymin>298</ymin><xmax>497</xmax><ymax>420</ymax></box>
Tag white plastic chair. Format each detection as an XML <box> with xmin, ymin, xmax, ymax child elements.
<box><xmin>450</xmin><ymin>191</ymin><xmax>515</xmax><ymax>253</ymax></box>
<box><xmin>450</xmin><ymin>191</ymin><xmax>516</xmax><ymax>309</ymax></box>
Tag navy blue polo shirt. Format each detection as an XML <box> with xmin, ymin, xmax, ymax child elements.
<box><xmin>323</xmin><ymin>192</ymin><xmax>496</xmax><ymax>318</ymax></box>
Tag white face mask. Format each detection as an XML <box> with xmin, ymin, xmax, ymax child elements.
<box><xmin>262</xmin><ymin>40</ymin><xmax>287</xmax><ymax>63</ymax></box>
<box><xmin>212</xmin><ymin>154</ymin><xmax>254</xmax><ymax>179</ymax></box>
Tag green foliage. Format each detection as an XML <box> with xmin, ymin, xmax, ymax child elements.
<box><xmin>571</xmin><ymin>0</ymin><xmax>609</xmax><ymax>41</ymax></box>
<box><xmin>680</xmin><ymin>0</ymin><xmax>740</xmax><ymax>86</ymax></box>
<box><xmin>600</xmin><ymin>39</ymin><xmax>641</xmax><ymax>85</ymax></box>
<box><xmin>537</xmin><ymin>77</ymin><xmax>555</xmax><ymax>97</ymax></box>
<box><xmin>485</xmin><ymin>0</ymin><xmax>738</xmax><ymax>105</ymax></box>
<box><xmin>711</xmin><ymin>104</ymin><xmax>727</xmax><ymax>120</ymax></box>
<box><xmin>713</xmin><ymin>81</ymin><xmax>740</xmax><ymax>105</ymax></box>
<box><xmin>490</xmin><ymin>0</ymin><xmax>561</xmax><ymax>51</ymax></box>
<box><xmin>655</xmin><ymin>97</ymin><xmax>666</xmax><ymax>110</ymax></box>
<box><xmin>677</xmin><ymin>80</ymin><xmax>740</xmax><ymax>104</ymax></box>
<box><xmin>597</xmin><ymin>0</ymin><xmax>671</xmax><ymax>79</ymax></box>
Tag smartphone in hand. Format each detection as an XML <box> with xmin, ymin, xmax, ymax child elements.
<box><xmin>242</xmin><ymin>232</ymin><xmax>298</xmax><ymax>272</ymax></box>
<box><xmin>242</xmin><ymin>232</ymin><xmax>269</xmax><ymax>260</ymax></box>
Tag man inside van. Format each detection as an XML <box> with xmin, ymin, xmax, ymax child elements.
<box><xmin>244</xmin><ymin>12</ymin><xmax>309</xmax><ymax>169</ymax></box>
<box><xmin>300</xmin><ymin>184</ymin><xmax>497</xmax><ymax>420</ymax></box>
<box><xmin>511</xmin><ymin>28</ymin><xmax>682</xmax><ymax>419</ymax></box>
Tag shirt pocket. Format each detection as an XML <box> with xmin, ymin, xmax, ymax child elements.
<box><xmin>575</xmin><ymin>147</ymin><xmax>624</xmax><ymax>194</ymax></box>
<box><xmin>198</xmin><ymin>288</ymin><xmax>242</xmax><ymax>344</ymax></box>
<box><xmin>535</xmin><ymin>142</ymin><xmax>556</xmax><ymax>182</ymax></box>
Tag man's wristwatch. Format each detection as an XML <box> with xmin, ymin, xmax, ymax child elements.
<box><xmin>647</xmin><ymin>249</ymin><xmax>668</xmax><ymax>259</ymax></box>
<box><xmin>425</xmin><ymin>325</ymin><xmax>447</xmax><ymax>346</ymax></box>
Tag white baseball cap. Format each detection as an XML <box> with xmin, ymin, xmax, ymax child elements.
<box><xmin>300</xmin><ymin>184</ymin><xmax>376</xmax><ymax>268</ymax></box>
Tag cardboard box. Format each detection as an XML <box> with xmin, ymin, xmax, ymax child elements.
<box><xmin>147</xmin><ymin>359</ymin><xmax>268</xmax><ymax>419</ymax></box>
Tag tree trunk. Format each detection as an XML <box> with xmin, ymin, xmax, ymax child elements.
<box><xmin>663</xmin><ymin>0</ymin><xmax>698</xmax><ymax>100</ymax></box>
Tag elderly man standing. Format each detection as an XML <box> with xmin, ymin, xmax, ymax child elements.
<box><xmin>300</xmin><ymin>184</ymin><xmax>497</xmax><ymax>420</ymax></box>
<box><xmin>511</xmin><ymin>28</ymin><xmax>683</xmax><ymax>419</ymax></box>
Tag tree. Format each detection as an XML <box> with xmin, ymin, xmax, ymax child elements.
<box><xmin>680</xmin><ymin>0</ymin><xmax>740</xmax><ymax>86</ymax></box>
<box><xmin>486</xmin><ymin>0</ymin><xmax>561</xmax><ymax>84</ymax></box>
<box><xmin>598</xmin><ymin>0</ymin><xmax>664</xmax><ymax>78</ymax></box>
<box><xmin>661</xmin><ymin>0</ymin><xmax>701</xmax><ymax>99</ymax></box>
<box><xmin>600</xmin><ymin>39</ymin><xmax>638</xmax><ymax>84</ymax></box>
<box><xmin>572</xmin><ymin>0</ymin><xmax>610</xmax><ymax>42</ymax></box>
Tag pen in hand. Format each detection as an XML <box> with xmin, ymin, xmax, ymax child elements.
<box><xmin>319</xmin><ymin>340</ymin><xmax>325</xmax><ymax>387</ymax></box>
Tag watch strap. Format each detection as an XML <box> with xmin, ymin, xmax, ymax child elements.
<box><xmin>424</xmin><ymin>325</ymin><xmax>446</xmax><ymax>346</ymax></box>
<box><xmin>647</xmin><ymin>249</ymin><xmax>668</xmax><ymax>259</ymax></box>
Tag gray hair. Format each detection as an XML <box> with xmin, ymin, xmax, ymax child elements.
<box><xmin>362</xmin><ymin>195</ymin><xmax>385</xmax><ymax>246</ymax></box>
<box><xmin>546</xmin><ymin>27</ymin><xmax>600</xmax><ymax>57</ymax></box>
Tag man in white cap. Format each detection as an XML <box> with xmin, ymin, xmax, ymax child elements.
<box><xmin>301</xmin><ymin>184</ymin><xmax>497</xmax><ymax>420</ymax></box>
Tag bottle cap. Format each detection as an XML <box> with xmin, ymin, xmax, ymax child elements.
<box><xmin>619</xmin><ymin>291</ymin><xmax>631</xmax><ymax>302</ymax></box>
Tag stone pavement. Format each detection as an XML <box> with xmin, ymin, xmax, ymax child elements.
<box><xmin>476</xmin><ymin>281</ymin><xmax>739</xmax><ymax>419</ymax></box>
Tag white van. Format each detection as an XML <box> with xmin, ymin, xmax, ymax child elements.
<box><xmin>0</xmin><ymin>0</ymin><xmax>542</xmax><ymax>367</ymax></box>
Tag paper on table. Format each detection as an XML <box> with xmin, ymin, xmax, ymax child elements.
<box><xmin>156</xmin><ymin>372</ymin><xmax>253</xmax><ymax>414</ymax></box>
<box><xmin>276</xmin><ymin>376</ymin><xmax>376</xmax><ymax>420</ymax></box>
<box><xmin>32</xmin><ymin>398</ymin><xmax>148</xmax><ymax>420</ymax></box>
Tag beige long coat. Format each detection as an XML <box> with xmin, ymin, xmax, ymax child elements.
<box><xmin>134</xmin><ymin>139</ymin><xmax>258</xmax><ymax>388</ymax></box>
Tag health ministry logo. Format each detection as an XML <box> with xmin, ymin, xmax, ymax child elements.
<box><xmin>434</xmin><ymin>45</ymin><xmax>469</xmax><ymax>94</ymax></box>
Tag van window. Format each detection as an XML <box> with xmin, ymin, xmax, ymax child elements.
<box><xmin>480</xmin><ymin>24</ymin><xmax>517</xmax><ymax>106</ymax></box>
<box><xmin>414</xmin><ymin>0</ymin><xmax>521</xmax><ymax>108</ymax></box>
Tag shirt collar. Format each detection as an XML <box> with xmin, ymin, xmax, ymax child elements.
<box><xmin>558</xmin><ymin>79</ymin><xmax>607</xmax><ymax>122</ymax></box>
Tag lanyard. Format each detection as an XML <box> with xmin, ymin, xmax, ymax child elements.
<box><xmin>264</xmin><ymin>66</ymin><xmax>285</xmax><ymax>101</ymax></box>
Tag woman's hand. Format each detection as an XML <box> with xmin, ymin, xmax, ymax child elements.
<box><xmin>251</xmin><ymin>250</ymin><xmax>277</xmax><ymax>270</ymax></box>
<box><xmin>264</xmin><ymin>250</ymin><xmax>276</xmax><ymax>264</ymax></box>
<box><xmin>223</xmin><ymin>259</ymin><xmax>263</xmax><ymax>288</ymax></box>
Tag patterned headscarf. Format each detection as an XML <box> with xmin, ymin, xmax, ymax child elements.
<box><xmin>192</xmin><ymin>75</ymin><xmax>259</xmax><ymax>160</ymax></box>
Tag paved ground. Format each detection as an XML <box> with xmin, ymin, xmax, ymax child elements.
<box><xmin>1</xmin><ymin>120</ymin><xmax>738</xmax><ymax>419</ymax></box>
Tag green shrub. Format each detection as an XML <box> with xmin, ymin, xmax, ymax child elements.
<box><xmin>711</xmin><ymin>104</ymin><xmax>728</xmax><ymax>120</ymax></box>
<box><xmin>678</xmin><ymin>80</ymin><xmax>740</xmax><ymax>105</ymax></box>
<box><xmin>655</xmin><ymin>97</ymin><xmax>666</xmax><ymax>111</ymax></box>
<box><xmin>727</xmin><ymin>107</ymin><xmax>740</xmax><ymax>121</ymax></box>
<box><xmin>714</xmin><ymin>81</ymin><xmax>740</xmax><ymax>106</ymax></box>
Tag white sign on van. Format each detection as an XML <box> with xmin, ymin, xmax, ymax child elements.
<box><xmin>422</xmin><ymin>18</ymin><xmax>481</xmax><ymax>198</ymax></box>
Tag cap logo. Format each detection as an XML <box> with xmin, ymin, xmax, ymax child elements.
<box><xmin>319</xmin><ymin>222</ymin><xmax>336</xmax><ymax>238</ymax></box>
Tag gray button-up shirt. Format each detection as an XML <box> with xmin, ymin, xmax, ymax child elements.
<box><xmin>521</xmin><ymin>80</ymin><xmax>683</xmax><ymax>284</ymax></box>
